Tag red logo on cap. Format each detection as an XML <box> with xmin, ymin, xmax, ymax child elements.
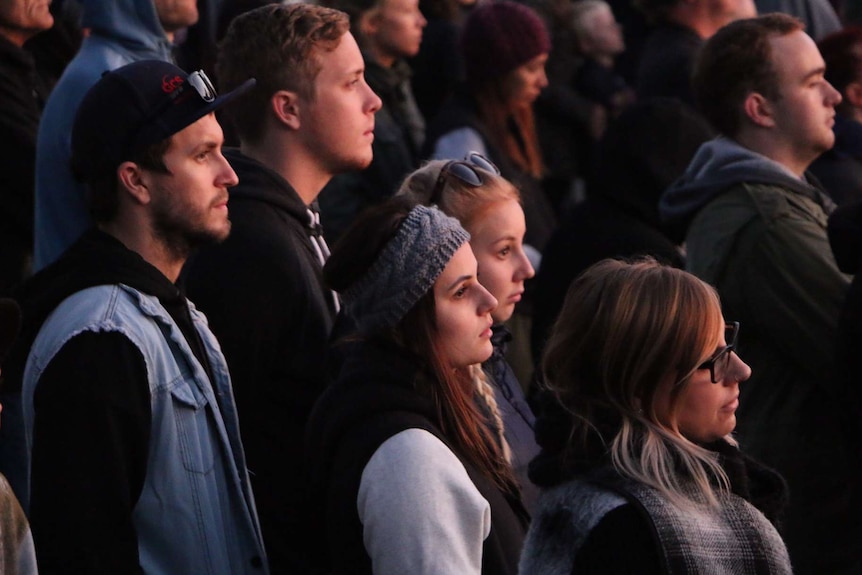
<box><xmin>162</xmin><ymin>75</ymin><xmax>184</xmax><ymax>93</ymax></box>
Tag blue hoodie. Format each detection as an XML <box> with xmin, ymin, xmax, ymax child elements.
<box><xmin>33</xmin><ymin>0</ymin><xmax>174</xmax><ymax>271</ymax></box>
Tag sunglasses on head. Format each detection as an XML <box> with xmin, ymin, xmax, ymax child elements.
<box><xmin>430</xmin><ymin>152</ymin><xmax>501</xmax><ymax>204</ymax></box>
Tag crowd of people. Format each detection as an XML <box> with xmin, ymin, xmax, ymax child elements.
<box><xmin>0</xmin><ymin>0</ymin><xmax>861</xmax><ymax>573</ymax></box>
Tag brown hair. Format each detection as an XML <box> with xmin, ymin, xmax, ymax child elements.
<box><xmin>693</xmin><ymin>13</ymin><xmax>804</xmax><ymax>138</ymax></box>
<box><xmin>398</xmin><ymin>160</ymin><xmax>521</xmax><ymax>230</ymax></box>
<box><xmin>216</xmin><ymin>3</ymin><xmax>350</xmax><ymax>145</ymax></box>
<box><xmin>325</xmin><ymin>197</ymin><xmax>518</xmax><ymax>493</ymax></box>
<box><xmin>475</xmin><ymin>82</ymin><xmax>545</xmax><ymax>179</ymax></box>
<box><xmin>543</xmin><ymin>258</ymin><xmax>733</xmax><ymax>507</ymax></box>
<box><xmin>87</xmin><ymin>137</ymin><xmax>171</xmax><ymax>224</ymax></box>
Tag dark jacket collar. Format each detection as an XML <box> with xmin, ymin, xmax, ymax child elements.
<box><xmin>5</xmin><ymin>229</ymin><xmax>186</xmax><ymax>392</ymax></box>
<box><xmin>224</xmin><ymin>148</ymin><xmax>317</xmax><ymax>229</ymax></box>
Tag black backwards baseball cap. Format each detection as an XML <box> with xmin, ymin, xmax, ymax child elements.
<box><xmin>71</xmin><ymin>59</ymin><xmax>255</xmax><ymax>183</ymax></box>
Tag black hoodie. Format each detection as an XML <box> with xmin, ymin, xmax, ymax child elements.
<box><xmin>305</xmin><ymin>338</ymin><xmax>529</xmax><ymax>575</ymax></box>
<box><xmin>6</xmin><ymin>229</ymin><xmax>209</xmax><ymax>396</ymax></box>
<box><xmin>182</xmin><ymin>148</ymin><xmax>337</xmax><ymax>575</ymax></box>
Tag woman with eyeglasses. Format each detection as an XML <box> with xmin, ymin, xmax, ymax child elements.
<box><xmin>521</xmin><ymin>258</ymin><xmax>792</xmax><ymax>574</ymax></box>
<box><xmin>305</xmin><ymin>198</ymin><xmax>528</xmax><ymax>575</ymax></box>
<box><xmin>398</xmin><ymin>153</ymin><xmax>542</xmax><ymax>512</ymax></box>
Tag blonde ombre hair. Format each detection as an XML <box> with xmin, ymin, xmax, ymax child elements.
<box><xmin>542</xmin><ymin>258</ymin><xmax>736</xmax><ymax>509</ymax></box>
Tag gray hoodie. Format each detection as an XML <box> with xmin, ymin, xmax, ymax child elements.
<box><xmin>659</xmin><ymin>137</ymin><xmax>833</xmax><ymax>241</ymax></box>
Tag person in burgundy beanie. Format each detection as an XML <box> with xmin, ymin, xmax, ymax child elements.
<box><xmin>460</xmin><ymin>0</ymin><xmax>550</xmax><ymax>87</ymax></box>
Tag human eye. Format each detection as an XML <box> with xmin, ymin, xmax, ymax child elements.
<box><xmin>498</xmin><ymin>246</ymin><xmax>511</xmax><ymax>258</ymax></box>
<box><xmin>453</xmin><ymin>283</ymin><xmax>468</xmax><ymax>298</ymax></box>
<box><xmin>808</xmin><ymin>74</ymin><xmax>826</xmax><ymax>87</ymax></box>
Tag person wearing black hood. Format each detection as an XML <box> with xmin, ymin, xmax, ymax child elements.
<box><xmin>522</xmin><ymin>259</ymin><xmax>791</xmax><ymax>574</ymax></box>
<box><xmin>809</xmin><ymin>26</ymin><xmax>862</xmax><ymax>205</ymax></box>
<box><xmin>181</xmin><ymin>5</ymin><xmax>381</xmax><ymax>574</ymax></box>
<box><xmin>6</xmin><ymin>60</ymin><xmax>267</xmax><ymax>573</ymax></box>
<box><xmin>530</xmin><ymin>99</ymin><xmax>712</xmax><ymax>360</ymax></box>
<box><xmin>659</xmin><ymin>14</ymin><xmax>852</xmax><ymax>574</ymax></box>
<box><xmin>633</xmin><ymin>0</ymin><xmax>755</xmax><ymax>107</ymax></box>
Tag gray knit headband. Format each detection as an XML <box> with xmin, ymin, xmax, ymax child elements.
<box><xmin>341</xmin><ymin>204</ymin><xmax>471</xmax><ymax>333</ymax></box>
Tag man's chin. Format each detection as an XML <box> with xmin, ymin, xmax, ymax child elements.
<box><xmin>213</xmin><ymin>221</ymin><xmax>232</xmax><ymax>244</ymax></box>
<box><xmin>192</xmin><ymin>222</ymin><xmax>232</xmax><ymax>248</ymax></box>
<box><xmin>349</xmin><ymin>154</ymin><xmax>374</xmax><ymax>172</ymax></box>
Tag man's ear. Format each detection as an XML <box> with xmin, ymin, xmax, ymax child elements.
<box><xmin>272</xmin><ymin>90</ymin><xmax>302</xmax><ymax>130</ymax></box>
<box><xmin>743</xmin><ymin>92</ymin><xmax>776</xmax><ymax>128</ymax></box>
<box><xmin>117</xmin><ymin>161</ymin><xmax>151</xmax><ymax>206</ymax></box>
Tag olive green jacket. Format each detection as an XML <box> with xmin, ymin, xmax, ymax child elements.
<box><xmin>663</xmin><ymin>137</ymin><xmax>855</xmax><ymax>573</ymax></box>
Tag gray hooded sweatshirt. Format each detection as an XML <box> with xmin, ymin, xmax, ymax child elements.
<box><xmin>34</xmin><ymin>0</ymin><xmax>175</xmax><ymax>271</ymax></box>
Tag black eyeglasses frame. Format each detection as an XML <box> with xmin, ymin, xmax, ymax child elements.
<box><xmin>698</xmin><ymin>321</ymin><xmax>740</xmax><ymax>384</ymax></box>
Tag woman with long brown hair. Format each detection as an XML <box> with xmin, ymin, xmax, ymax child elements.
<box><xmin>521</xmin><ymin>259</ymin><xmax>791</xmax><ymax>574</ymax></box>
<box><xmin>305</xmin><ymin>198</ymin><xmax>528</xmax><ymax>574</ymax></box>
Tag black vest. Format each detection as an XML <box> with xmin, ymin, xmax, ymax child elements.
<box><xmin>306</xmin><ymin>340</ymin><xmax>529</xmax><ymax>575</ymax></box>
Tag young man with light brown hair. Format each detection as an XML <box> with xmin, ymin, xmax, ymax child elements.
<box><xmin>183</xmin><ymin>5</ymin><xmax>381</xmax><ymax>573</ymax></box>
<box><xmin>660</xmin><ymin>14</ymin><xmax>853</xmax><ymax>573</ymax></box>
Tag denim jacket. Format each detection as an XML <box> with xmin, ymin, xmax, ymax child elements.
<box><xmin>22</xmin><ymin>284</ymin><xmax>268</xmax><ymax>574</ymax></box>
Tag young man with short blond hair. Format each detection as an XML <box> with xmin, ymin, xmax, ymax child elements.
<box><xmin>183</xmin><ymin>5</ymin><xmax>381</xmax><ymax>572</ymax></box>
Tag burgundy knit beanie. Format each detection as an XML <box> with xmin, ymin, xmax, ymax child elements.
<box><xmin>461</xmin><ymin>1</ymin><xmax>551</xmax><ymax>86</ymax></box>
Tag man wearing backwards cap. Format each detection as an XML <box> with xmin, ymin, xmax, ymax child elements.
<box><xmin>10</xmin><ymin>60</ymin><xmax>268</xmax><ymax>574</ymax></box>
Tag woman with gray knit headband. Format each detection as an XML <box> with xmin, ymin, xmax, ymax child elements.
<box><xmin>398</xmin><ymin>153</ymin><xmax>542</xmax><ymax>514</ymax></box>
<box><xmin>304</xmin><ymin>198</ymin><xmax>528</xmax><ymax>575</ymax></box>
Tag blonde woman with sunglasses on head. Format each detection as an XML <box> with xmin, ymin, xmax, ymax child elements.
<box><xmin>521</xmin><ymin>258</ymin><xmax>792</xmax><ymax>575</ymax></box>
